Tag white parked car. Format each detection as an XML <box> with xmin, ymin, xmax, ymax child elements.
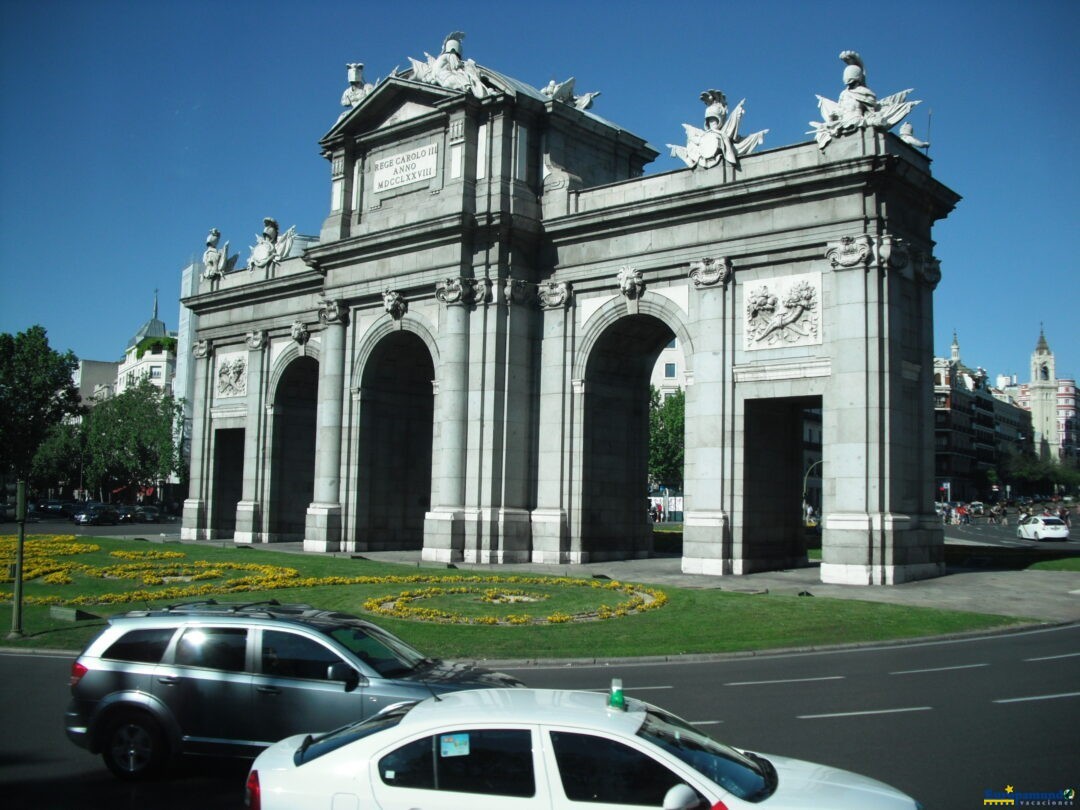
<box><xmin>245</xmin><ymin>687</ymin><xmax>922</xmax><ymax>810</ymax></box>
<box><xmin>1016</xmin><ymin>515</ymin><xmax>1070</xmax><ymax>541</ymax></box>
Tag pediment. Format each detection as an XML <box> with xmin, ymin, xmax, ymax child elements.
<box><xmin>321</xmin><ymin>77</ymin><xmax>459</xmax><ymax>146</ymax></box>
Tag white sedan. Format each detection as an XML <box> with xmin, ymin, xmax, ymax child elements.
<box><xmin>245</xmin><ymin>687</ymin><xmax>922</xmax><ymax>810</ymax></box>
<box><xmin>1016</xmin><ymin>515</ymin><xmax>1070</xmax><ymax>541</ymax></box>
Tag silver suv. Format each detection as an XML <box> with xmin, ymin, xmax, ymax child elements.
<box><xmin>65</xmin><ymin>600</ymin><xmax>522</xmax><ymax>779</ymax></box>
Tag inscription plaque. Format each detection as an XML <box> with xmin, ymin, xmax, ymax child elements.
<box><xmin>372</xmin><ymin>143</ymin><xmax>439</xmax><ymax>193</ymax></box>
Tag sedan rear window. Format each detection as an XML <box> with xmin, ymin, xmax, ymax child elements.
<box><xmin>295</xmin><ymin>703</ymin><xmax>414</xmax><ymax>765</ymax></box>
<box><xmin>1040</xmin><ymin>518</ymin><xmax>1065</xmax><ymax>526</ymax></box>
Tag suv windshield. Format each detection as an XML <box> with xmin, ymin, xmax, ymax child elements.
<box><xmin>321</xmin><ymin>621</ymin><xmax>428</xmax><ymax>678</ymax></box>
<box><xmin>636</xmin><ymin>707</ymin><xmax>776</xmax><ymax>802</ymax></box>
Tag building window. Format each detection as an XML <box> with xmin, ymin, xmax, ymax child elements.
<box><xmin>664</xmin><ymin>363</ymin><xmax>676</xmax><ymax>379</ymax></box>
<box><xmin>150</xmin><ymin>366</ymin><xmax>162</xmax><ymax>379</ymax></box>
<box><xmin>666</xmin><ymin>338</ymin><xmax>677</xmax><ymax>349</ymax></box>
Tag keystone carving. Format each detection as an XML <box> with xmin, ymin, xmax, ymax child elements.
<box><xmin>617</xmin><ymin>266</ymin><xmax>644</xmax><ymax>299</ymax></box>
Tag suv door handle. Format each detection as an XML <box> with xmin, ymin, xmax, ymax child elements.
<box><xmin>256</xmin><ymin>685</ymin><xmax>281</xmax><ymax>695</ymax></box>
<box><xmin>157</xmin><ymin>676</ymin><xmax>179</xmax><ymax>685</ymax></box>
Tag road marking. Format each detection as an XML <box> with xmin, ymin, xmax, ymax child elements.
<box><xmin>690</xmin><ymin>720</ymin><xmax>722</xmax><ymax>726</ymax></box>
<box><xmin>890</xmin><ymin>663</ymin><xmax>988</xmax><ymax>675</ymax></box>
<box><xmin>725</xmin><ymin>676</ymin><xmax>844</xmax><ymax>687</ymax></box>
<box><xmin>993</xmin><ymin>692</ymin><xmax>1080</xmax><ymax>704</ymax></box>
<box><xmin>798</xmin><ymin>706</ymin><xmax>932</xmax><ymax>720</ymax></box>
<box><xmin>1025</xmin><ymin>652</ymin><xmax>1080</xmax><ymax>662</ymax></box>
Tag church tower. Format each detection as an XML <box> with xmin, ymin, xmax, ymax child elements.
<box><xmin>1028</xmin><ymin>327</ymin><xmax>1058</xmax><ymax>459</ymax></box>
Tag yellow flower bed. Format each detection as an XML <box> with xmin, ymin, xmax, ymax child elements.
<box><xmin>0</xmin><ymin>536</ymin><xmax>668</xmax><ymax>624</ymax></box>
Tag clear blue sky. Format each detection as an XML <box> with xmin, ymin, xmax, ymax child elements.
<box><xmin>1</xmin><ymin>0</ymin><xmax>1076</xmax><ymax>383</ymax></box>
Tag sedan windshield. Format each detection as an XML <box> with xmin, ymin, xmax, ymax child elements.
<box><xmin>637</xmin><ymin>707</ymin><xmax>776</xmax><ymax>802</ymax></box>
<box><xmin>321</xmin><ymin>621</ymin><xmax>428</xmax><ymax>678</ymax></box>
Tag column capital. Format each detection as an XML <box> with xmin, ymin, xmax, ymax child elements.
<box><xmin>319</xmin><ymin>298</ymin><xmax>349</xmax><ymax>327</ymax></box>
<box><xmin>689</xmin><ymin>256</ymin><xmax>732</xmax><ymax>289</ymax></box>
<box><xmin>538</xmin><ymin>280</ymin><xmax>573</xmax><ymax>310</ymax></box>
<box><xmin>245</xmin><ymin>330</ymin><xmax>267</xmax><ymax>350</ymax></box>
<box><xmin>436</xmin><ymin>277</ymin><xmax>491</xmax><ymax>307</ymax></box>
<box><xmin>193</xmin><ymin>338</ymin><xmax>213</xmax><ymax>358</ymax></box>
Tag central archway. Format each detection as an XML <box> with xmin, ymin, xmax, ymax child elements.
<box><xmin>581</xmin><ymin>314</ymin><xmax>677</xmax><ymax>560</ymax></box>
<box><xmin>355</xmin><ymin>330</ymin><xmax>435</xmax><ymax>549</ymax></box>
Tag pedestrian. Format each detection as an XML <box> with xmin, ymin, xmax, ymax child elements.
<box><xmin>1000</xmin><ymin>504</ymin><xmax>1008</xmax><ymax>527</ymax></box>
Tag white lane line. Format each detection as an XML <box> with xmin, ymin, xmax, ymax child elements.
<box><xmin>1025</xmin><ymin>652</ymin><xmax>1080</xmax><ymax>662</ymax></box>
<box><xmin>890</xmin><ymin>663</ymin><xmax>989</xmax><ymax>675</ymax></box>
<box><xmin>993</xmin><ymin>692</ymin><xmax>1080</xmax><ymax>704</ymax></box>
<box><xmin>798</xmin><ymin>706</ymin><xmax>932</xmax><ymax>720</ymax></box>
<box><xmin>725</xmin><ymin>676</ymin><xmax>844</xmax><ymax>687</ymax></box>
<box><xmin>690</xmin><ymin>720</ymin><xmax>722</xmax><ymax>726</ymax></box>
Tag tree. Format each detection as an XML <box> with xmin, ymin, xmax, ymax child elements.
<box><xmin>32</xmin><ymin>421</ymin><xmax>88</xmax><ymax>494</ymax></box>
<box><xmin>84</xmin><ymin>379</ymin><xmax>183</xmax><ymax>498</ymax></box>
<box><xmin>648</xmin><ymin>386</ymin><xmax>685</xmax><ymax>491</ymax></box>
<box><xmin>0</xmin><ymin>325</ymin><xmax>83</xmax><ymax>479</ymax></box>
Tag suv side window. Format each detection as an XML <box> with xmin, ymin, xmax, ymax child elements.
<box><xmin>549</xmin><ymin>730</ymin><xmax>687</xmax><ymax>805</ymax></box>
<box><xmin>103</xmin><ymin>627</ymin><xmax>175</xmax><ymax>663</ymax></box>
<box><xmin>174</xmin><ymin>626</ymin><xmax>248</xmax><ymax>671</ymax></box>
<box><xmin>261</xmin><ymin>629</ymin><xmax>345</xmax><ymax>680</ymax></box>
<box><xmin>379</xmin><ymin>729</ymin><xmax>535</xmax><ymax>797</ymax></box>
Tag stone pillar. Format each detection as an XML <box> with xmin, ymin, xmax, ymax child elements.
<box><xmin>181</xmin><ymin>339</ymin><xmax>212</xmax><ymax>540</ymax></box>
<box><xmin>423</xmin><ymin>278</ymin><xmax>471</xmax><ymax>562</ymax></box>
<box><xmin>682</xmin><ymin>258</ymin><xmax>734</xmax><ymax>575</ymax></box>
<box><xmin>531</xmin><ymin>281</ymin><xmax>574</xmax><ymax>563</ymax></box>
<box><xmin>304</xmin><ymin>300</ymin><xmax>347</xmax><ymax>552</ymax></box>
<box><xmin>234</xmin><ymin>330</ymin><xmax>266</xmax><ymax>544</ymax></box>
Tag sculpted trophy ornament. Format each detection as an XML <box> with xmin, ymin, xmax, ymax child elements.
<box><xmin>668</xmin><ymin>90</ymin><xmax>767</xmax><ymax>170</ymax></box>
<box><xmin>340</xmin><ymin>62</ymin><xmax>374</xmax><ymax>111</ymax></box>
<box><xmin>898</xmin><ymin>122</ymin><xmax>930</xmax><ymax>150</ymax></box>
<box><xmin>202</xmin><ymin>228</ymin><xmax>237</xmax><ymax>280</ymax></box>
<box><xmin>809</xmin><ymin>51</ymin><xmax>920</xmax><ymax>150</ymax></box>
<box><xmin>408</xmin><ymin>32</ymin><xmax>492</xmax><ymax>98</ymax></box>
<box><xmin>541</xmin><ymin>77</ymin><xmax>601</xmax><ymax>111</ymax></box>
<box><xmin>247</xmin><ymin>217</ymin><xmax>296</xmax><ymax>273</ymax></box>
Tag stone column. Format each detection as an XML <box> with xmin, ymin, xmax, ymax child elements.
<box><xmin>234</xmin><ymin>330</ymin><xmax>266</xmax><ymax>544</ymax></box>
<box><xmin>304</xmin><ymin>300</ymin><xmax>347</xmax><ymax>552</ymax></box>
<box><xmin>531</xmin><ymin>281</ymin><xmax>574</xmax><ymax>562</ymax></box>
<box><xmin>682</xmin><ymin>258</ymin><xmax>734</xmax><ymax>575</ymax></box>
<box><xmin>423</xmin><ymin>278</ymin><xmax>472</xmax><ymax>562</ymax></box>
<box><xmin>181</xmin><ymin>339</ymin><xmax>213</xmax><ymax>540</ymax></box>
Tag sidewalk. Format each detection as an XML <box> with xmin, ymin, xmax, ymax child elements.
<box><xmin>167</xmin><ymin>535</ymin><xmax>1080</xmax><ymax>624</ymax></box>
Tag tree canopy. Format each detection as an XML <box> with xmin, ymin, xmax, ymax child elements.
<box><xmin>648</xmin><ymin>386</ymin><xmax>684</xmax><ymax>491</ymax></box>
<box><xmin>0</xmin><ymin>325</ymin><xmax>83</xmax><ymax>479</ymax></box>
<box><xmin>84</xmin><ymin>379</ymin><xmax>183</xmax><ymax>496</ymax></box>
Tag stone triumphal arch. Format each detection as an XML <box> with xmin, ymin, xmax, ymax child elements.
<box><xmin>182</xmin><ymin>39</ymin><xmax>959</xmax><ymax>584</ymax></box>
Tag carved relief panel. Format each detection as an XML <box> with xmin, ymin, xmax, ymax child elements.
<box><xmin>743</xmin><ymin>272</ymin><xmax>822</xmax><ymax>351</ymax></box>
<box><xmin>215</xmin><ymin>351</ymin><xmax>248</xmax><ymax>398</ymax></box>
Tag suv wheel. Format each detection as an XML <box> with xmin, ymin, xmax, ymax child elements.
<box><xmin>102</xmin><ymin>713</ymin><xmax>167</xmax><ymax>780</ymax></box>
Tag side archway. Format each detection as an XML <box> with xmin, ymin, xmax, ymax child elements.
<box><xmin>267</xmin><ymin>351</ymin><xmax>319</xmax><ymax>540</ymax></box>
<box><xmin>573</xmin><ymin>294</ymin><xmax>693</xmax><ymax>560</ymax></box>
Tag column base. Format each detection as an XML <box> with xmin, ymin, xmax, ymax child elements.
<box><xmin>181</xmin><ymin>498</ymin><xmax>211</xmax><ymax>541</ymax></box>
<box><xmin>233</xmin><ymin>501</ymin><xmax>261</xmax><ymax>545</ymax></box>
<box><xmin>304</xmin><ymin>503</ymin><xmax>342</xmax><ymax>552</ymax></box>
<box><xmin>423</xmin><ymin>508</ymin><xmax>464</xmax><ymax>562</ymax></box>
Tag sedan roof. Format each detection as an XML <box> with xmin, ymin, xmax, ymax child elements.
<box><xmin>398</xmin><ymin>688</ymin><xmax>646</xmax><ymax>736</ymax></box>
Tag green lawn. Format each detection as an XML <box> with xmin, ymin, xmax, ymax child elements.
<box><xmin>0</xmin><ymin>533</ymin><xmax>1030</xmax><ymax>660</ymax></box>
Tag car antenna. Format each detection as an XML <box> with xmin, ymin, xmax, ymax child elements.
<box><xmin>424</xmin><ymin>682</ymin><xmax>442</xmax><ymax>702</ymax></box>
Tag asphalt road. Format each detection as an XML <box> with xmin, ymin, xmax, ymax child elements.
<box><xmin>3</xmin><ymin>624</ymin><xmax>1077</xmax><ymax>809</ymax></box>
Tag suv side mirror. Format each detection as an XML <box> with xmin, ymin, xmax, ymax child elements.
<box><xmin>327</xmin><ymin>662</ymin><xmax>361</xmax><ymax>692</ymax></box>
<box><xmin>662</xmin><ymin>783</ymin><xmax>703</xmax><ymax>810</ymax></box>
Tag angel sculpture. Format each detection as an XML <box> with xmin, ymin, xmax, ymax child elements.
<box><xmin>541</xmin><ymin>77</ymin><xmax>601</xmax><ymax>111</ymax></box>
<box><xmin>247</xmin><ymin>217</ymin><xmax>296</xmax><ymax>273</ymax></box>
<box><xmin>808</xmin><ymin>51</ymin><xmax>920</xmax><ymax>150</ymax></box>
<box><xmin>667</xmin><ymin>90</ymin><xmax>768</xmax><ymax>170</ymax></box>
<box><xmin>408</xmin><ymin>31</ymin><xmax>491</xmax><ymax>98</ymax></box>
